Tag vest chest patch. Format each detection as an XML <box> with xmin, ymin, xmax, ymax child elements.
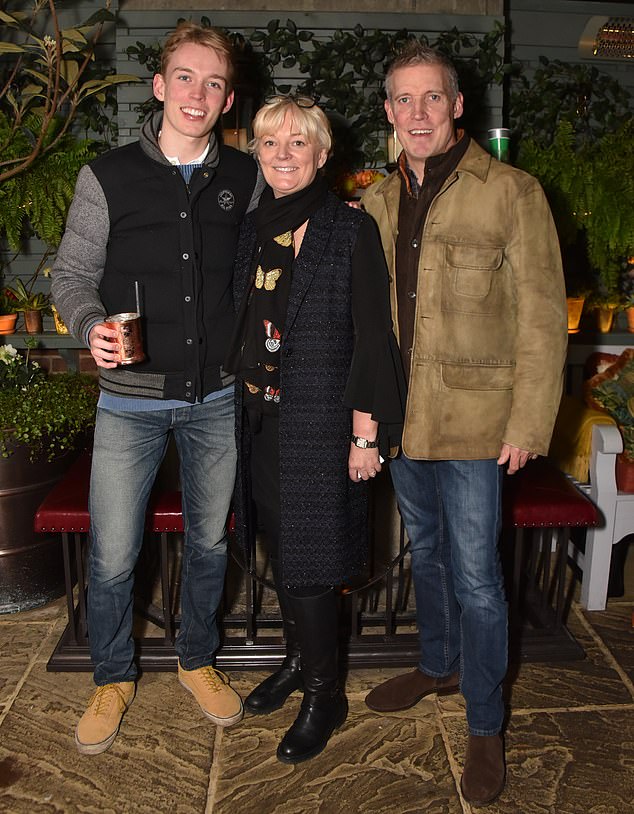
<box><xmin>218</xmin><ymin>189</ymin><xmax>235</xmax><ymax>211</ymax></box>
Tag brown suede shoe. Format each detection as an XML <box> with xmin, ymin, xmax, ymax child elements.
<box><xmin>460</xmin><ymin>733</ymin><xmax>505</xmax><ymax>806</ymax></box>
<box><xmin>365</xmin><ymin>668</ymin><xmax>460</xmax><ymax>712</ymax></box>
<box><xmin>75</xmin><ymin>681</ymin><xmax>135</xmax><ymax>756</ymax></box>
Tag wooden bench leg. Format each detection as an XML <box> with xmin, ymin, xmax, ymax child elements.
<box><xmin>75</xmin><ymin>532</ymin><xmax>88</xmax><ymax>639</ymax></box>
<box><xmin>160</xmin><ymin>531</ymin><xmax>174</xmax><ymax>644</ymax></box>
<box><xmin>61</xmin><ymin>532</ymin><xmax>77</xmax><ymax>644</ymax></box>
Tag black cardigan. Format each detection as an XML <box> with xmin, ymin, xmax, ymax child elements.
<box><xmin>232</xmin><ymin>192</ymin><xmax>405</xmax><ymax>586</ymax></box>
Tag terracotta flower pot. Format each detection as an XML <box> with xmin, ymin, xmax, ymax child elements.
<box><xmin>0</xmin><ymin>313</ymin><xmax>18</xmax><ymax>335</ymax></box>
<box><xmin>566</xmin><ymin>296</ymin><xmax>585</xmax><ymax>333</ymax></box>
<box><xmin>0</xmin><ymin>442</ymin><xmax>79</xmax><ymax>612</ymax></box>
<box><xmin>595</xmin><ymin>306</ymin><xmax>616</xmax><ymax>333</ymax></box>
<box><xmin>616</xmin><ymin>452</ymin><xmax>634</xmax><ymax>493</ymax></box>
<box><xmin>626</xmin><ymin>306</ymin><xmax>634</xmax><ymax>334</ymax></box>
<box><xmin>24</xmin><ymin>309</ymin><xmax>43</xmax><ymax>334</ymax></box>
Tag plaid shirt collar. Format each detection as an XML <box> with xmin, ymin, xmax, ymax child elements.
<box><xmin>397</xmin><ymin>129</ymin><xmax>467</xmax><ymax>198</ymax></box>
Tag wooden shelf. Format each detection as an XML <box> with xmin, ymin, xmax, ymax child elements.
<box><xmin>0</xmin><ymin>331</ymin><xmax>85</xmax><ymax>371</ymax></box>
<box><xmin>0</xmin><ymin>331</ymin><xmax>83</xmax><ymax>349</ymax></box>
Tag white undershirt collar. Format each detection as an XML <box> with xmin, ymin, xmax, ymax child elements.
<box><xmin>158</xmin><ymin>132</ymin><xmax>209</xmax><ymax>165</ymax></box>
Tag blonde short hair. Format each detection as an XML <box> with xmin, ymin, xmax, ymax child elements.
<box><xmin>160</xmin><ymin>22</ymin><xmax>235</xmax><ymax>92</ymax></box>
<box><xmin>250</xmin><ymin>96</ymin><xmax>332</xmax><ymax>156</ymax></box>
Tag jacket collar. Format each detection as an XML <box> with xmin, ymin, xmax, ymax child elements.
<box><xmin>377</xmin><ymin>137</ymin><xmax>491</xmax><ymax>205</ymax></box>
<box><xmin>139</xmin><ymin>111</ymin><xmax>220</xmax><ymax>170</ymax></box>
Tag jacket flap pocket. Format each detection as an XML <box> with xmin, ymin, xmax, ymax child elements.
<box><xmin>446</xmin><ymin>244</ymin><xmax>503</xmax><ymax>270</ymax></box>
<box><xmin>441</xmin><ymin>363</ymin><xmax>514</xmax><ymax>391</ymax></box>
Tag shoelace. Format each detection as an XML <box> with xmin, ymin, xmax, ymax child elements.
<box><xmin>199</xmin><ymin>667</ymin><xmax>229</xmax><ymax>694</ymax></box>
<box><xmin>89</xmin><ymin>683</ymin><xmax>129</xmax><ymax>716</ymax></box>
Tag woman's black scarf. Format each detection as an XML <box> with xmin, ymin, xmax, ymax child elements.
<box><xmin>226</xmin><ymin>174</ymin><xmax>328</xmax><ymax>421</ymax></box>
<box><xmin>255</xmin><ymin>173</ymin><xmax>328</xmax><ymax>249</ymax></box>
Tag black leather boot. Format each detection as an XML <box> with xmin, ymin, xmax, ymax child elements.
<box><xmin>245</xmin><ymin>560</ymin><xmax>303</xmax><ymax>714</ymax></box>
<box><xmin>277</xmin><ymin>588</ymin><xmax>347</xmax><ymax>764</ymax></box>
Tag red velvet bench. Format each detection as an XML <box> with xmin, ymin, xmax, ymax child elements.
<box><xmin>502</xmin><ymin>457</ymin><xmax>599</xmax><ymax>660</ymax></box>
<box><xmin>34</xmin><ymin>450</ymin><xmax>186</xmax><ymax>667</ymax></box>
<box><xmin>37</xmin><ymin>451</ymin><xmax>598</xmax><ymax>670</ymax></box>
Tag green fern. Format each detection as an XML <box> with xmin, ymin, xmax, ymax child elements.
<box><xmin>0</xmin><ymin>111</ymin><xmax>97</xmax><ymax>251</ymax></box>
<box><xmin>517</xmin><ymin>119</ymin><xmax>634</xmax><ymax>298</ymax></box>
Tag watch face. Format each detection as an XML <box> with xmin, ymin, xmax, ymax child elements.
<box><xmin>353</xmin><ymin>435</ymin><xmax>377</xmax><ymax>448</ymax></box>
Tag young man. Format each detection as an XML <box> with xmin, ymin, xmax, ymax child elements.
<box><xmin>362</xmin><ymin>42</ymin><xmax>567</xmax><ymax>805</ymax></box>
<box><xmin>52</xmin><ymin>22</ymin><xmax>259</xmax><ymax>755</ymax></box>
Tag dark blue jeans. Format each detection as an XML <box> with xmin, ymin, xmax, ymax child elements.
<box><xmin>87</xmin><ymin>392</ymin><xmax>237</xmax><ymax>685</ymax></box>
<box><xmin>390</xmin><ymin>455</ymin><xmax>508</xmax><ymax>735</ymax></box>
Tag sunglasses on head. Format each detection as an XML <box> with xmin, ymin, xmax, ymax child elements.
<box><xmin>264</xmin><ymin>93</ymin><xmax>319</xmax><ymax>109</ymax></box>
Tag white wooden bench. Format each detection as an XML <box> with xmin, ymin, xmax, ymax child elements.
<box><xmin>570</xmin><ymin>423</ymin><xmax>634</xmax><ymax>610</ymax></box>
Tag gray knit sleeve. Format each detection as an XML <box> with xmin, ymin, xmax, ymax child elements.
<box><xmin>51</xmin><ymin>165</ymin><xmax>109</xmax><ymax>345</ymax></box>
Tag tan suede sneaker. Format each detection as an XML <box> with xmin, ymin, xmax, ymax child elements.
<box><xmin>178</xmin><ymin>664</ymin><xmax>243</xmax><ymax>727</ymax></box>
<box><xmin>75</xmin><ymin>681</ymin><xmax>136</xmax><ymax>755</ymax></box>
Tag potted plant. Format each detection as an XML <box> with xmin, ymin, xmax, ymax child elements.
<box><xmin>0</xmin><ymin>341</ymin><xmax>99</xmax><ymax>612</ymax></box>
<box><xmin>515</xmin><ymin>119</ymin><xmax>634</xmax><ymax>324</ymax></box>
<box><xmin>587</xmin><ymin>349</ymin><xmax>634</xmax><ymax>491</ymax></box>
<box><xmin>511</xmin><ymin>59</ymin><xmax>633</xmax><ymax>327</ymax></box>
<box><xmin>585</xmin><ymin>289</ymin><xmax>625</xmax><ymax>334</ymax></box>
<box><xmin>0</xmin><ymin>288</ymin><xmax>18</xmax><ymax>335</ymax></box>
<box><xmin>0</xmin><ymin>1</ymin><xmax>140</xmax><ymax>322</ymax></box>
<box><xmin>4</xmin><ymin>279</ymin><xmax>51</xmax><ymax>334</ymax></box>
<box><xmin>621</xmin><ymin>258</ymin><xmax>634</xmax><ymax>333</ymax></box>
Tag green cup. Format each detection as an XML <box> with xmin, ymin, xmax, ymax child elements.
<box><xmin>488</xmin><ymin>127</ymin><xmax>511</xmax><ymax>163</ymax></box>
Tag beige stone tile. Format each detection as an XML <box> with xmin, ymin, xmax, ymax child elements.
<box><xmin>0</xmin><ymin>622</ymin><xmax>54</xmax><ymax>705</ymax></box>
<box><xmin>0</xmin><ymin>668</ymin><xmax>214</xmax><ymax>813</ymax></box>
<box><xmin>445</xmin><ymin>708</ymin><xmax>634</xmax><ymax>813</ymax></box>
<box><xmin>582</xmin><ymin>605</ymin><xmax>634</xmax><ymax>684</ymax></box>
<box><xmin>344</xmin><ymin>667</ymin><xmax>416</xmax><ymax>697</ymax></box>
<box><xmin>504</xmin><ymin>607</ymin><xmax>632</xmax><ymax>710</ymax></box>
<box><xmin>213</xmin><ymin>699</ymin><xmax>462</xmax><ymax>814</ymax></box>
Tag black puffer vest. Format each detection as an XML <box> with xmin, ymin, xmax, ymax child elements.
<box><xmin>92</xmin><ymin>141</ymin><xmax>257</xmax><ymax>401</ymax></box>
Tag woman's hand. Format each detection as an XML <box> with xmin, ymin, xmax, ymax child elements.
<box><xmin>349</xmin><ymin>410</ymin><xmax>380</xmax><ymax>481</ymax></box>
<box><xmin>349</xmin><ymin>445</ymin><xmax>382</xmax><ymax>482</ymax></box>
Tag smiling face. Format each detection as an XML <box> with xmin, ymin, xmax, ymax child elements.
<box><xmin>256</xmin><ymin>111</ymin><xmax>328</xmax><ymax>198</ymax></box>
<box><xmin>153</xmin><ymin>41</ymin><xmax>234</xmax><ymax>161</ymax></box>
<box><xmin>385</xmin><ymin>63</ymin><xmax>463</xmax><ymax>182</ymax></box>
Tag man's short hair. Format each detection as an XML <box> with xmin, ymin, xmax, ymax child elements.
<box><xmin>385</xmin><ymin>40</ymin><xmax>460</xmax><ymax>103</ymax></box>
<box><xmin>160</xmin><ymin>22</ymin><xmax>235</xmax><ymax>93</ymax></box>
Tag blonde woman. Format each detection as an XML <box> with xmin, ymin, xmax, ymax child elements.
<box><xmin>226</xmin><ymin>95</ymin><xmax>405</xmax><ymax>762</ymax></box>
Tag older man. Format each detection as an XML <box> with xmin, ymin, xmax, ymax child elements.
<box><xmin>362</xmin><ymin>41</ymin><xmax>566</xmax><ymax>805</ymax></box>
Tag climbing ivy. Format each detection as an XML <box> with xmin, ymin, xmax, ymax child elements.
<box><xmin>127</xmin><ymin>18</ymin><xmax>509</xmax><ymax>167</ymax></box>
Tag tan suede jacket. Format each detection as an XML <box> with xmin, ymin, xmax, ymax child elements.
<box><xmin>362</xmin><ymin>139</ymin><xmax>567</xmax><ymax>460</ymax></box>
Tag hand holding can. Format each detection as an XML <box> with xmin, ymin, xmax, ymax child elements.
<box><xmin>103</xmin><ymin>312</ymin><xmax>145</xmax><ymax>365</ymax></box>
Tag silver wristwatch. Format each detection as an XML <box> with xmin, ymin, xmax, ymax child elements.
<box><xmin>351</xmin><ymin>434</ymin><xmax>379</xmax><ymax>449</ymax></box>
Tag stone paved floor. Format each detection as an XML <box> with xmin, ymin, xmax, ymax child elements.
<box><xmin>1</xmin><ymin>559</ymin><xmax>633</xmax><ymax>814</ymax></box>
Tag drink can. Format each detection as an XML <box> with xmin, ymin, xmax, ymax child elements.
<box><xmin>104</xmin><ymin>312</ymin><xmax>145</xmax><ymax>365</ymax></box>
<box><xmin>488</xmin><ymin>127</ymin><xmax>511</xmax><ymax>163</ymax></box>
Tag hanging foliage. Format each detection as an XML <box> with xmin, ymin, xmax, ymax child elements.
<box><xmin>127</xmin><ymin>18</ymin><xmax>509</xmax><ymax>168</ymax></box>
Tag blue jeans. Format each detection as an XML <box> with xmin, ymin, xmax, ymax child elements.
<box><xmin>87</xmin><ymin>392</ymin><xmax>237</xmax><ymax>685</ymax></box>
<box><xmin>390</xmin><ymin>455</ymin><xmax>508</xmax><ymax>735</ymax></box>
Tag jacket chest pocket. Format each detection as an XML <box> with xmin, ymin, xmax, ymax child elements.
<box><xmin>442</xmin><ymin>243</ymin><xmax>505</xmax><ymax>315</ymax></box>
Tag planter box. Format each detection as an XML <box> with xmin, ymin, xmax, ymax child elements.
<box><xmin>0</xmin><ymin>443</ymin><xmax>79</xmax><ymax>613</ymax></box>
